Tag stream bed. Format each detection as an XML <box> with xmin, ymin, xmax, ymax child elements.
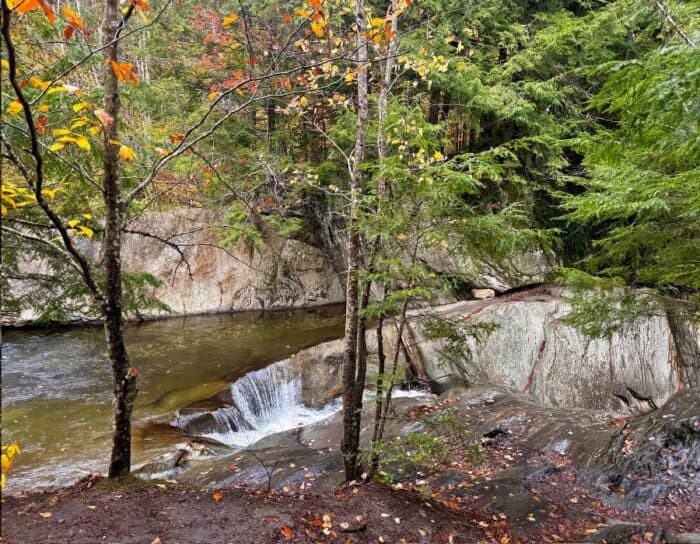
<box><xmin>1</xmin><ymin>305</ymin><xmax>344</xmax><ymax>493</ymax></box>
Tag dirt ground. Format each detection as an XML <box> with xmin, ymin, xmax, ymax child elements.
<box><xmin>2</xmin><ymin>473</ymin><xmax>697</xmax><ymax>544</ymax></box>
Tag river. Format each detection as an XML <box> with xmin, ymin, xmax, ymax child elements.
<box><xmin>1</xmin><ymin>305</ymin><xmax>344</xmax><ymax>493</ymax></box>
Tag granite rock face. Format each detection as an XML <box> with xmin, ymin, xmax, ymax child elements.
<box><xmin>408</xmin><ymin>288</ymin><xmax>688</xmax><ymax>413</ymax></box>
<box><xmin>6</xmin><ymin>209</ymin><xmax>345</xmax><ymax>324</ymax></box>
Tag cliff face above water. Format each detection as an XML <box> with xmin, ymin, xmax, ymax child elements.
<box><xmin>5</xmin><ymin>209</ymin><xmax>345</xmax><ymax>325</ymax></box>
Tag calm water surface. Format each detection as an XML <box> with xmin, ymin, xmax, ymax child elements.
<box><xmin>1</xmin><ymin>305</ymin><xmax>344</xmax><ymax>492</ymax></box>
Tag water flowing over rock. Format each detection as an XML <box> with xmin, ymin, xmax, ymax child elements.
<box><xmin>408</xmin><ymin>287</ymin><xmax>690</xmax><ymax>413</ymax></box>
<box><xmin>172</xmin><ymin>360</ymin><xmax>340</xmax><ymax>447</ymax></box>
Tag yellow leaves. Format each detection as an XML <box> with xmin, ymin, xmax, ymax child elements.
<box><xmin>39</xmin><ymin>104</ymin><xmax>49</xmax><ymax>112</ymax></box>
<box><xmin>1</xmin><ymin>59</ymin><xmax>8</xmax><ymax>71</ymax></box>
<box><xmin>72</xmin><ymin>101</ymin><xmax>91</xmax><ymax>112</ymax></box>
<box><xmin>222</xmin><ymin>13</ymin><xmax>239</xmax><ymax>26</ymax></box>
<box><xmin>118</xmin><ymin>144</ymin><xmax>136</xmax><ymax>162</ymax></box>
<box><xmin>59</xmin><ymin>135</ymin><xmax>91</xmax><ymax>151</ymax></box>
<box><xmin>6</xmin><ymin>100</ymin><xmax>23</xmax><ymax>116</ymax></box>
<box><xmin>111</xmin><ymin>60</ymin><xmax>139</xmax><ymax>85</ymax></box>
<box><xmin>70</xmin><ymin>118</ymin><xmax>89</xmax><ymax>129</ymax></box>
<box><xmin>310</xmin><ymin>19</ymin><xmax>325</xmax><ymax>38</ymax></box>
<box><xmin>8</xmin><ymin>0</ymin><xmax>55</xmax><ymax>23</ymax></box>
<box><xmin>50</xmin><ymin>132</ymin><xmax>91</xmax><ymax>152</ymax></box>
<box><xmin>1</xmin><ymin>442</ymin><xmax>21</xmax><ymax>488</ymax></box>
<box><xmin>370</xmin><ymin>17</ymin><xmax>385</xmax><ymax>29</ymax></box>
<box><xmin>41</xmin><ymin>188</ymin><xmax>57</xmax><ymax>199</ymax></box>
<box><xmin>78</xmin><ymin>226</ymin><xmax>94</xmax><ymax>239</ymax></box>
<box><xmin>67</xmin><ymin>218</ymin><xmax>94</xmax><ymax>238</ymax></box>
<box><xmin>47</xmin><ymin>84</ymin><xmax>81</xmax><ymax>95</ymax></box>
<box><xmin>433</xmin><ymin>150</ymin><xmax>445</xmax><ymax>161</ymax></box>
<box><xmin>2</xmin><ymin>183</ymin><xmax>35</xmax><ymax>216</ymax></box>
<box><xmin>294</xmin><ymin>8</ymin><xmax>311</xmax><ymax>18</ymax></box>
<box><xmin>207</xmin><ymin>91</ymin><xmax>221</xmax><ymax>101</ymax></box>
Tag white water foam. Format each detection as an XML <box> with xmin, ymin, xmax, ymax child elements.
<box><xmin>199</xmin><ymin>360</ymin><xmax>341</xmax><ymax>447</ymax></box>
<box><xmin>177</xmin><ymin>359</ymin><xmax>431</xmax><ymax>449</ymax></box>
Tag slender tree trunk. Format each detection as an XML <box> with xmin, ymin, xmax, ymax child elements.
<box><xmin>368</xmin><ymin>0</ymin><xmax>398</xmax><ymax>476</ymax></box>
<box><xmin>101</xmin><ymin>0</ymin><xmax>137</xmax><ymax>478</ymax></box>
<box><xmin>370</xmin><ymin>301</ymin><xmax>386</xmax><ymax>474</ymax></box>
<box><xmin>341</xmin><ymin>0</ymin><xmax>369</xmax><ymax>481</ymax></box>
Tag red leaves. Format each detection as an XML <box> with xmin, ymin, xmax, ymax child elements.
<box><xmin>220</xmin><ymin>70</ymin><xmax>246</xmax><ymax>89</ymax></box>
<box><xmin>35</xmin><ymin>114</ymin><xmax>49</xmax><ymax>134</ymax></box>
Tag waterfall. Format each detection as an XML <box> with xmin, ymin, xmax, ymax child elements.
<box><xmin>176</xmin><ymin>360</ymin><xmax>340</xmax><ymax>448</ymax></box>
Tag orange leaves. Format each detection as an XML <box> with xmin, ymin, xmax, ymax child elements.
<box><xmin>110</xmin><ymin>61</ymin><xmax>139</xmax><ymax>85</ymax></box>
<box><xmin>169</xmin><ymin>134</ymin><xmax>185</xmax><ymax>144</ymax></box>
<box><xmin>219</xmin><ymin>69</ymin><xmax>247</xmax><ymax>91</ymax></box>
<box><xmin>132</xmin><ymin>0</ymin><xmax>150</xmax><ymax>11</ymax></box>
<box><xmin>311</xmin><ymin>18</ymin><xmax>325</xmax><ymax>38</ymax></box>
<box><xmin>294</xmin><ymin>1</ymin><xmax>326</xmax><ymax>38</ymax></box>
<box><xmin>280</xmin><ymin>526</ymin><xmax>294</xmax><ymax>540</ymax></box>
<box><xmin>211</xmin><ymin>491</ymin><xmax>224</xmax><ymax>502</ymax></box>
<box><xmin>8</xmin><ymin>0</ymin><xmax>55</xmax><ymax>23</ymax></box>
<box><xmin>61</xmin><ymin>6</ymin><xmax>86</xmax><ymax>40</ymax></box>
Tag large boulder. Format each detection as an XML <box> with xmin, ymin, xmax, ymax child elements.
<box><xmin>409</xmin><ymin>287</ymin><xmax>687</xmax><ymax>413</ymax></box>
<box><xmin>292</xmin><ymin>339</ymin><xmax>345</xmax><ymax>408</ymax></box>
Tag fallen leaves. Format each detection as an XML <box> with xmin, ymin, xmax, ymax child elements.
<box><xmin>211</xmin><ymin>491</ymin><xmax>224</xmax><ymax>502</ymax></box>
<box><xmin>280</xmin><ymin>526</ymin><xmax>294</xmax><ymax>540</ymax></box>
<box><xmin>38</xmin><ymin>512</ymin><xmax>52</xmax><ymax>518</ymax></box>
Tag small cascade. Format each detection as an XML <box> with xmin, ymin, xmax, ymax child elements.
<box><xmin>175</xmin><ymin>360</ymin><xmax>340</xmax><ymax>448</ymax></box>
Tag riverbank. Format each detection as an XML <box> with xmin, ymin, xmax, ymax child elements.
<box><xmin>2</xmin><ymin>456</ymin><xmax>697</xmax><ymax>544</ymax></box>
<box><xmin>3</xmin><ymin>386</ymin><xmax>699</xmax><ymax>543</ymax></box>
